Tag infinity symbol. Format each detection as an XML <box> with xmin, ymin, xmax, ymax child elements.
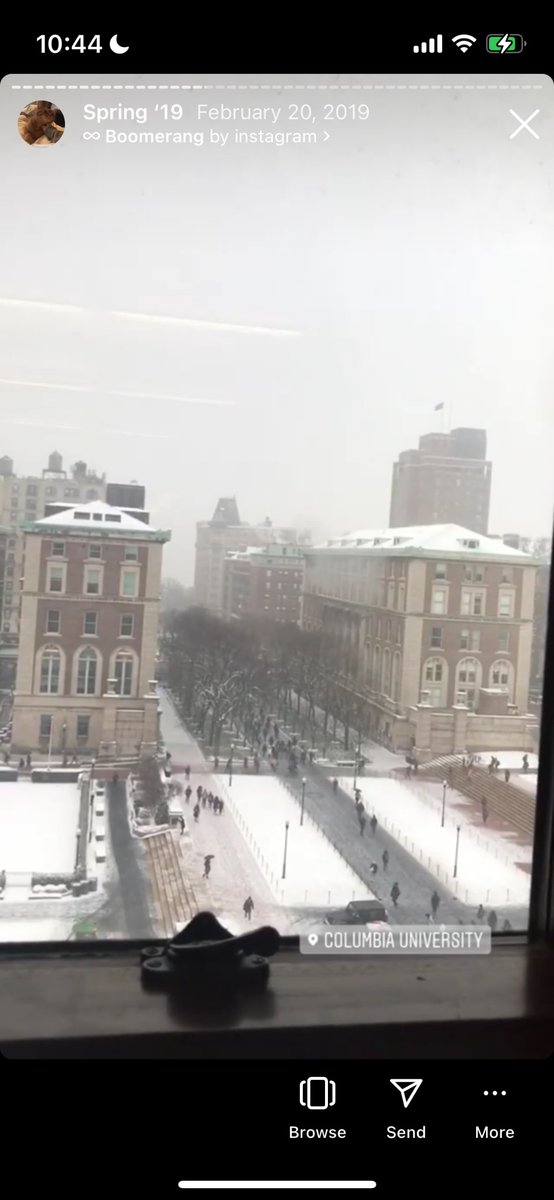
<box><xmin>82</xmin><ymin>131</ymin><xmax>101</xmax><ymax>140</ymax></box>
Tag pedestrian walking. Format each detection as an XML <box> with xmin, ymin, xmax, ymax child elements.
<box><xmin>193</xmin><ymin>803</ymin><xmax>200</xmax><ymax>822</ymax></box>
<box><xmin>184</xmin><ymin>764</ymin><xmax>190</xmax><ymax>780</ymax></box>
<box><xmin>201</xmin><ymin>790</ymin><xmax>207</xmax><ymax>808</ymax></box>
<box><xmin>488</xmin><ymin>756</ymin><xmax>494</xmax><ymax>775</ymax></box>
<box><xmin>196</xmin><ymin>785</ymin><xmax>202</xmax><ymax>802</ymax></box>
<box><xmin>18</xmin><ymin>756</ymin><xmax>25</xmax><ymax>770</ymax></box>
<box><xmin>359</xmin><ymin>813</ymin><xmax>366</xmax><ymax>837</ymax></box>
<box><xmin>243</xmin><ymin>895</ymin><xmax>254</xmax><ymax>920</ymax></box>
<box><xmin>481</xmin><ymin>796</ymin><xmax>489</xmax><ymax>825</ymax></box>
<box><xmin>26</xmin><ymin>752</ymin><xmax>31</xmax><ymax>769</ymax></box>
<box><xmin>504</xmin><ymin>768</ymin><xmax>511</xmax><ymax>783</ymax></box>
<box><xmin>502</xmin><ymin>919</ymin><xmax>512</xmax><ymax>931</ymax></box>
<box><xmin>430</xmin><ymin>889</ymin><xmax>440</xmax><ymax>917</ymax></box>
<box><xmin>390</xmin><ymin>881</ymin><xmax>400</xmax><ymax>907</ymax></box>
<box><xmin>382</xmin><ymin>849</ymin><xmax>389</xmax><ymax>871</ymax></box>
<box><xmin>2</xmin><ymin>751</ymin><xmax>9</xmax><ymax>764</ymax></box>
<box><xmin>218</xmin><ymin>798</ymin><xmax>224</xmax><ymax>815</ymax></box>
<box><xmin>203</xmin><ymin>854</ymin><xmax>214</xmax><ymax>878</ymax></box>
<box><xmin>178</xmin><ymin>815</ymin><xmax>185</xmax><ymax>835</ymax></box>
<box><xmin>332</xmin><ymin>777</ymin><xmax>338</xmax><ymax>793</ymax></box>
<box><xmin>369</xmin><ymin>861</ymin><xmax>378</xmax><ymax>876</ymax></box>
<box><xmin>354</xmin><ymin>788</ymin><xmax>362</xmax><ymax>803</ymax></box>
<box><xmin>165</xmin><ymin>750</ymin><xmax>171</xmax><ymax>763</ymax></box>
<box><xmin>476</xmin><ymin>903</ymin><xmax>485</xmax><ymax>921</ymax></box>
<box><xmin>185</xmin><ymin>785</ymin><xmax>192</xmax><ymax>804</ymax></box>
<box><xmin>522</xmin><ymin>754</ymin><xmax>529</xmax><ymax>773</ymax></box>
<box><xmin>488</xmin><ymin>909</ymin><xmax>498</xmax><ymax>932</ymax></box>
<box><xmin>370</xmin><ymin>814</ymin><xmax>377</xmax><ymax>836</ymax></box>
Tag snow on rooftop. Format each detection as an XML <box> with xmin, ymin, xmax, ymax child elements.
<box><xmin>35</xmin><ymin>500</ymin><xmax>159</xmax><ymax>533</ymax></box>
<box><xmin>315</xmin><ymin>524</ymin><xmax>534</xmax><ymax>558</ymax></box>
<box><xmin>0</xmin><ymin>780</ymin><xmax>80</xmax><ymax>874</ymax></box>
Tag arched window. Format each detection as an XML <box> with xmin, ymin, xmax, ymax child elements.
<box><xmin>382</xmin><ymin>647</ymin><xmax>391</xmax><ymax>696</ymax></box>
<box><xmin>455</xmin><ymin>657</ymin><xmax>482</xmax><ymax>709</ymax></box>
<box><xmin>422</xmin><ymin>657</ymin><xmax>447</xmax><ymax>707</ymax></box>
<box><xmin>392</xmin><ymin>651</ymin><xmax>402</xmax><ymax>702</ymax></box>
<box><xmin>489</xmin><ymin>659</ymin><xmax>514</xmax><ymax>698</ymax></box>
<box><xmin>39</xmin><ymin>646</ymin><xmax>61</xmax><ymax>694</ymax></box>
<box><xmin>114</xmin><ymin>651</ymin><xmax>134</xmax><ymax>697</ymax></box>
<box><xmin>76</xmin><ymin>647</ymin><xmax>98</xmax><ymax>696</ymax></box>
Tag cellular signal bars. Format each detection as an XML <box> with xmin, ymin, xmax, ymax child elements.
<box><xmin>413</xmin><ymin>35</ymin><xmax>443</xmax><ymax>54</ymax></box>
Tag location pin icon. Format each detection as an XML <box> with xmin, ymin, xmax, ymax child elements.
<box><xmin>308</xmin><ymin>933</ymin><xmax>319</xmax><ymax>946</ymax></box>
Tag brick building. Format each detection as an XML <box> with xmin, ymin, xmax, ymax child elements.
<box><xmin>194</xmin><ymin>496</ymin><xmax>309</xmax><ymax>615</ymax></box>
<box><xmin>10</xmin><ymin>500</ymin><xmax>170</xmax><ymax>756</ymax></box>
<box><xmin>223</xmin><ymin>543</ymin><xmax>305</xmax><ymax>625</ymax></box>
<box><xmin>390</xmin><ymin>428</ymin><xmax>492</xmax><ymax>534</ymax></box>
<box><xmin>302</xmin><ymin>523</ymin><xmax>538</xmax><ymax>752</ymax></box>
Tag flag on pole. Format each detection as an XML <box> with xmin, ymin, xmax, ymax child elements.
<box><xmin>434</xmin><ymin>402</ymin><xmax>444</xmax><ymax>411</ymax></box>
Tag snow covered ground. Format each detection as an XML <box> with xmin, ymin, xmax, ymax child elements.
<box><xmin>473</xmin><ymin>751</ymin><xmax>539</xmax><ymax>770</ymax></box>
<box><xmin>339</xmin><ymin>775</ymin><xmax>532</xmax><ymax>907</ymax></box>
<box><xmin>0</xmin><ymin>780</ymin><xmax>80</xmax><ymax>874</ymax></box>
<box><xmin>515</xmin><ymin>773</ymin><xmax>538</xmax><ymax>796</ymax></box>
<box><xmin>218</xmin><ymin>775</ymin><xmax>372</xmax><ymax>908</ymax></box>
<box><xmin>0</xmin><ymin>917</ymin><xmax>73</xmax><ymax>941</ymax></box>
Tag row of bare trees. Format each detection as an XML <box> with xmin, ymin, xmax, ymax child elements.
<box><xmin>160</xmin><ymin>608</ymin><xmax>371</xmax><ymax>755</ymax></box>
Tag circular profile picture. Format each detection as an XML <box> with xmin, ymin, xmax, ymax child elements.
<box><xmin>18</xmin><ymin>99</ymin><xmax>65</xmax><ymax>146</ymax></box>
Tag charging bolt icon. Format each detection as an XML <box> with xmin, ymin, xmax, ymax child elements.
<box><xmin>486</xmin><ymin>34</ymin><xmax>524</xmax><ymax>53</ymax></box>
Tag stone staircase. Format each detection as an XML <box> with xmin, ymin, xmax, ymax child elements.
<box><xmin>143</xmin><ymin>830</ymin><xmax>210</xmax><ymax>938</ymax></box>
<box><xmin>419</xmin><ymin>759</ymin><xmax>536</xmax><ymax>839</ymax></box>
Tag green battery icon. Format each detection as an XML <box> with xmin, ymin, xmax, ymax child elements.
<box><xmin>486</xmin><ymin>34</ymin><xmax>524</xmax><ymax>53</ymax></box>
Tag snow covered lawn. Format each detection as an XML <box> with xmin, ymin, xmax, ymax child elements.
<box><xmin>219</xmin><ymin>775</ymin><xmax>372</xmax><ymax>908</ymax></box>
<box><xmin>339</xmin><ymin>775</ymin><xmax>531</xmax><ymax>907</ymax></box>
<box><xmin>0</xmin><ymin>780</ymin><xmax>80</xmax><ymax>874</ymax></box>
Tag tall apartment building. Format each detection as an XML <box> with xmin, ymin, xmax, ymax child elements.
<box><xmin>0</xmin><ymin>452</ymin><xmax>107</xmax><ymax>644</ymax></box>
<box><xmin>223</xmin><ymin>543</ymin><xmax>305</xmax><ymax>625</ymax></box>
<box><xmin>302</xmin><ymin>524</ymin><xmax>537</xmax><ymax>752</ymax></box>
<box><xmin>11</xmin><ymin>500</ymin><xmax>170</xmax><ymax>756</ymax></box>
<box><xmin>194</xmin><ymin>497</ymin><xmax>310</xmax><ymax>616</ymax></box>
<box><xmin>390</xmin><ymin>428</ymin><xmax>492</xmax><ymax>534</ymax></box>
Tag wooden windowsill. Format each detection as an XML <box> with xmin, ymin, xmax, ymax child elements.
<box><xmin>0</xmin><ymin>941</ymin><xmax>553</xmax><ymax>1058</ymax></box>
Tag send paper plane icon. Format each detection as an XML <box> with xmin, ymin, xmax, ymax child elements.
<box><xmin>390</xmin><ymin>1079</ymin><xmax>423</xmax><ymax>1108</ymax></box>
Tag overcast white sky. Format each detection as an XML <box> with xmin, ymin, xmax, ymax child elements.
<box><xmin>1</xmin><ymin>73</ymin><xmax>553</xmax><ymax>581</ymax></box>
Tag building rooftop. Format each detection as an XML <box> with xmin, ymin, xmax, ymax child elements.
<box><xmin>23</xmin><ymin>500</ymin><xmax>170</xmax><ymax>541</ymax></box>
<box><xmin>315</xmin><ymin>523</ymin><xmax>535</xmax><ymax>560</ymax></box>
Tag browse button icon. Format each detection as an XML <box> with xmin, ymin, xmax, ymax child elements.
<box><xmin>300</xmin><ymin>1077</ymin><xmax>336</xmax><ymax>1110</ymax></box>
<box><xmin>390</xmin><ymin>1079</ymin><xmax>423</xmax><ymax>1108</ymax></box>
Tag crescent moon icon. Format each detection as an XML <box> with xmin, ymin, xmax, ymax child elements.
<box><xmin>109</xmin><ymin>35</ymin><xmax>129</xmax><ymax>54</ymax></box>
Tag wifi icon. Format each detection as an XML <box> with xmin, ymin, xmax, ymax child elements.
<box><xmin>452</xmin><ymin>33</ymin><xmax>477</xmax><ymax>52</ymax></box>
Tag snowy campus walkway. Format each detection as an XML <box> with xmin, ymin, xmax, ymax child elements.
<box><xmin>160</xmin><ymin>691</ymin><xmax>298</xmax><ymax>934</ymax></box>
<box><xmin>339</xmin><ymin>775</ymin><xmax>532</xmax><ymax>907</ymax></box>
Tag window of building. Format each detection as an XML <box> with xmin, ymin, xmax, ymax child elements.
<box><xmin>115</xmin><ymin>652</ymin><xmax>134</xmax><ymax>696</ymax></box>
<box><xmin>64</xmin><ymin>487</ymin><xmax>79</xmax><ymax>499</ymax></box>
<box><xmin>26</xmin><ymin>484</ymin><xmax>38</xmax><ymax>496</ymax></box>
<box><xmin>460</xmin><ymin>629</ymin><xmax>469</xmax><ymax>649</ymax></box>
<box><xmin>88</xmin><ymin>544</ymin><xmax>103</xmax><ymax>559</ymax></box>
<box><xmin>471</xmin><ymin>630</ymin><xmax>481</xmax><ymax>652</ymax></box>
<box><xmin>461</xmin><ymin>588</ymin><xmax>486</xmax><ymax>617</ymax></box>
<box><xmin>84</xmin><ymin>611</ymin><xmax>97</xmax><ymax>636</ymax></box>
<box><xmin>121</xmin><ymin>568</ymin><xmax>139</xmax><ymax>598</ymax></box>
<box><xmin>431</xmin><ymin>586</ymin><xmax>448</xmax><ymax>615</ymax></box>
<box><xmin>422</xmin><ymin>657</ymin><xmax>447</xmax><ymax>707</ymax></box>
<box><xmin>498</xmin><ymin>590</ymin><xmax>514</xmax><ymax>618</ymax></box>
<box><xmin>76</xmin><ymin>647</ymin><xmax>98</xmax><ymax>695</ymax></box>
<box><xmin>387</xmin><ymin>580</ymin><xmax>395</xmax><ymax>607</ymax></box>
<box><xmin>501</xmin><ymin>567</ymin><xmax>513</xmax><ymax>584</ymax></box>
<box><xmin>498</xmin><ymin>629</ymin><xmax>510</xmax><ymax>652</ymax></box>
<box><xmin>431</xmin><ymin>626</ymin><xmax>442</xmax><ymax>648</ymax></box>
<box><xmin>51</xmin><ymin>541</ymin><xmax>65</xmax><ymax>557</ymax></box>
<box><xmin>455</xmin><ymin>657</ymin><xmax>482</xmax><ymax>708</ymax></box>
<box><xmin>105</xmin><ymin>514</ymin><xmax>121</xmax><ymax>523</ymax></box>
<box><xmin>39</xmin><ymin>646</ymin><xmax>61</xmax><ymax>694</ymax></box>
<box><xmin>76</xmin><ymin>715</ymin><xmax>90</xmax><ymax>741</ymax></box>
<box><xmin>382</xmin><ymin>647</ymin><xmax>392</xmax><ymax>696</ymax></box>
<box><xmin>120</xmin><ymin>615</ymin><xmax>134</xmax><ymax>637</ymax></box>
<box><xmin>464</xmin><ymin>566</ymin><xmax>473</xmax><ymax>581</ymax></box>
<box><xmin>39</xmin><ymin>714</ymin><xmax>52</xmax><ymax>739</ymax></box>
<box><xmin>124</xmin><ymin>545</ymin><xmax>139</xmax><ymax>561</ymax></box>
<box><xmin>475</xmin><ymin>567</ymin><xmax>485</xmax><ymax>582</ymax></box>
<box><xmin>435</xmin><ymin>563</ymin><xmax>447</xmax><ymax>579</ymax></box>
<box><xmin>489</xmin><ymin>659</ymin><xmax>514</xmax><ymax>697</ymax></box>
<box><xmin>46</xmin><ymin>609</ymin><xmax>60</xmax><ymax>634</ymax></box>
<box><xmin>84</xmin><ymin>566</ymin><xmax>101</xmax><ymax>596</ymax></box>
<box><xmin>47</xmin><ymin>565</ymin><xmax>65</xmax><ymax>593</ymax></box>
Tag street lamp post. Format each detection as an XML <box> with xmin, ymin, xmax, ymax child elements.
<box><xmin>453</xmin><ymin>825</ymin><xmax>461</xmax><ymax>879</ymax></box>
<box><xmin>229</xmin><ymin>743</ymin><xmax>234</xmax><ymax>787</ymax></box>
<box><xmin>300</xmin><ymin>777</ymin><xmax>306</xmax><ymax>826</ymax></box>
<box><xmin>282</xmin><ymin>820</ymin><xmax>290</xmax><ymax>879</ymax></box>
<box><xmin>441</xmin><ymin>779</ymin><xmax>447</xmax><ymax>828</ymax></box>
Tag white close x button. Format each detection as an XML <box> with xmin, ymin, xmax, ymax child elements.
<box><xmin>509</xmin><ymin>109</ymin><xmax>540</xmax><ymax>139</ymax></box>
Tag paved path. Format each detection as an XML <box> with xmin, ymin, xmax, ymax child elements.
<box><xmin>105</xmin><ymin>779</ymin><xmax>154</xmax><ymax>938</ymax></box>
<box><xmin>277</xmin><ymin>760</ymin><xmax>528</xmax><ymax>928</ymax></box>
<box><xmin>160</xmin><ymin>690</ymin><xmax>291</xmax><ymax>934</ymax></box>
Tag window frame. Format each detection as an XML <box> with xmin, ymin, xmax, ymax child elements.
<box><xmin>84</xmin><ymin>565</ymin><xmax>103</xmax><ymax>596</ymax></box>
<box><xmin>83</xmin><ymin>611</ymin><xmax>98</xmax><ymax>637</ymax></box>
<box><xmin>46</xmin><ymin>563</ymin><xmax>65</xmax><ymax>594</ymax></box>
<box><xmin>121</xmin><ymin>567</ymin><xmax>139</xmax><ymax>599</ymax></box>
<box><xmin>46</xmin><ymin>609</ymin><xmax>61</xmax><ymax>635</ymax></box>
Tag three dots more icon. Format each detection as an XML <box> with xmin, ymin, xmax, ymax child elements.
<box><xmin>483</xmin><ymin>1090</ymin><xmax>507</xmax><ymax>1096</ymax></box>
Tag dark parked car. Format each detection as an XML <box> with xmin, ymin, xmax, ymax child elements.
<box><xmin>324</xmin><ymin>899</ymin><xmax>388</xmax><ymax>926</ymax></box>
